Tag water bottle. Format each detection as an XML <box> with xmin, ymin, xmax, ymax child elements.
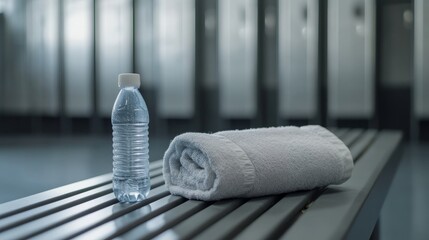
<box><xmin>112</xmin><ymin>73</ymin><xmax>150</xmax><ymax>202</ymax></box>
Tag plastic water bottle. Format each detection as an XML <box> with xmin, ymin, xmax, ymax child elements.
<box><xmin>112</xmin><ymin>73</ymin><xmax>150</xmax><ymax>202</ymax></box>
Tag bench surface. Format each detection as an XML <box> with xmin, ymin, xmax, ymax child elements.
<box><xmin>0</xmin><ymin>129</ymin><xmax>403</xmax><ymax>240</ymax></box>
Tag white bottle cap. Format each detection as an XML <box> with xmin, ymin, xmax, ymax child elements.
<box><xmin>118</xmin><ymin>73</ymin><xmax>141</xmax><ymax>88</ymax></box>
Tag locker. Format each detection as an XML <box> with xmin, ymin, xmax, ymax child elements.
<box><xmin>135</xmin><ymin>0</ymin><xmax>154</xmax><ymax>89</ymax></box>
<box><xmin>415</xmin><ymin>0</ymin><xmax>429</xmax><ymax>118</ymax></box>
<box><xmin>0</xmin><ymin>11</ymin><xmax>4</xmax><ymax>112</ymax></box>
<box><xmin>327</xmin><ymin>0</ymin><xmax>375</xmax><ymax>118</ymax></box>
<box><xmin>96</xmin><ymin>0</ymin><xmax>132</xmax><ymax>117</ymax></box>
<box><xmin>278</xmin><ymin>0</ymin><xmax>319</xmax><ymax>119</ymax></box>
<box><xmin>262</xmin><ymin>0</ymin><xmax>278</xmax><ymax>126</ymax></box>
<box><xmin>263</xmin><ymin>1</ymin><xmax>277</xmax><ymax>90</ymax></box>
<box><xmin>2</xmin><ymin>0</ymin><xmax>29</xmax><ymax>114</ymax></box>
<box><xmin>64</xmin><ymin>0</ymin><xmax>93</xmax><ymax>116</ymax></box>
<box><xmin>218</xmin><ymin>0</ymin><xmax>258</xmax><ymax>118</ymax></box>
<box><xmin>155</xmin><ymin>0</ymin><xmax>195</xmax><ymax>118</ymax></box>
<box><xmin>26</xmin><ymin>0</ymin><xmax>59</xmax><ymax>115</ymax></box>
<box><xmin>204</xmin><ymin>0</ymin><xmax>218</xmax><ymax>90</ymax></box>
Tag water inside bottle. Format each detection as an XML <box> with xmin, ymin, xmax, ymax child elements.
<box><xmin>112</xmin><ymin>123</ymin><xmax>150</xmax><ymax>202</ymax></box>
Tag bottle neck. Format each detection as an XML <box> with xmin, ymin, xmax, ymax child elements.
<box><xmin>121</xmin><ymin>87</ymin><xmax>138</xmax><ymax>90</ymax></box>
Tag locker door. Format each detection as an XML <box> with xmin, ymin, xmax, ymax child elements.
<box><xmin>64</xmin><ymin>0</ymin><xmax>93</xmax><ymax>117</ymax></box>
<box><xmin>135</xmin><ymin>0</ymin><xmax>154</xmax><ymax>89</ymax></box>
<box><xmin>327</xmin><ymin>0</ymin><xmax>375</xmax><ymax>118</ymax></box>
<box><xmin>26</xmin><ymin>0</ymin><xmax>59</xmax><ymax>116</ymax></box>
<box><xmin>26</xmin><ymin>0</ymin><xmax>43</xmax><ymax>114</ymax></box>
<box><xmin>218</xmin><ymin>0</ymin><xmax>258</xmax><ymax>119</ymax></box>
<box><xmin>278</xmin><ymin>0</ymin><xmax>319</xmax><ymax>119</ymax></box>
<box><xmin>0</xmin><ymin>11</ymin><xmax>4</xmax><ymax>112</ymax></box>
<box><xmin>97</xmin><ymin>0</ymin><xmax>132</xmax><ymax>117</ymax></box>
<box><xmin>155</xmin><ymin>0</ymin><xmax>195</xmax><ymax>118</ymax></box>
<box><xmin>2</xmin><ymin>0</ymin><xmax>29</xmax><ymax>114</ymax></box>
<box><xmin>204</xmin><ymin>0</ymin><xmax>218</xmax><ymax>90</ymax></box>
<box><xmin>415</xmin><ymin>0</ymin><xmax>429</xmax><ymax>118</ymax></box>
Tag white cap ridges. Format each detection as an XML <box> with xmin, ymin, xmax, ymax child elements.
<box><xmin>118</xmin><ymin>73</ymin><xmax>141</xmax><ymax>88</ymax></box>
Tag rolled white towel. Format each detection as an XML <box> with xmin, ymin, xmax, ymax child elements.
<box><xmin>163</xmin><ymin>125</ymin><xmax>353</xmax><ymax>201</ymax></box>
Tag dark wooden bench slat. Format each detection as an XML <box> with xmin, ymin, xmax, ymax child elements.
<box><xmin>0</xmin><ymin>175</ymin><xmax>165</xmax><ymax>240</ymax></box>
<box><xmin>232</xmin><ymin>130</ymin><xmax>378</xmax><ymax>240</ymax></box>
<box><xmin>279</xmin><ymin>131</ymin><xmax>402</xmax><ymax>240</ymax></box>
<box><xmin>0</xmin><ymin>160</ymin><xmax>163</xmax><ymax>220</ymax></box>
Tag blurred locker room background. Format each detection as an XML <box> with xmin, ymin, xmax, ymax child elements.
<box><xmin>0</xmin><ymin>0</ymin><xmax>428</xmax><ymax>238</ymax></box>
<box><xmin>1</xmin><ymin>0</ymin><xmax>427</xmax><ymax>138</ymax></box>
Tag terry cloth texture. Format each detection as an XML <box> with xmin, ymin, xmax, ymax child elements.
<box><xmin>163</xmin><ymin>125</ymin><xmax>353</xmax><ymax>201</ymax></box>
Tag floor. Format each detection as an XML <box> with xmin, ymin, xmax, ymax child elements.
<box><xmin>380</xmin><ymin>143</ymin><xmax>429</xmax><ymax>240</ymax></box>
<box><xmin>0</xmin><ymin>136</ymin><xmax>427</xmax><ymax>239</ymax></box>
<box><xmin>0</xmin><ymin>136</ymin><xmax>171</xmax><ymax>204</ymax></box>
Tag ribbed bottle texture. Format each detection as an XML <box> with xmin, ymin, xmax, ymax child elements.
<box><xmin>112</xmin><ymin>123</ymin><xmax>150</xmax><ymax>202</ymax></box>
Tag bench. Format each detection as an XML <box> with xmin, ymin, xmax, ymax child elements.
<box><xmin>0</xmin><ymin>129</ymin><xmax>403</xmax><ymax>240</ymax></box>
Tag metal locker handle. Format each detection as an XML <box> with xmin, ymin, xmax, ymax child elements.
<box><xmin>302</xmin><ymin>5</ymin><xmax>308</xmax><ymax>37</ymax></box>
<box><xmin>354</xmin><ymin>4</ymin><xmax>365</xmax><ymax>36</ymax></box>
